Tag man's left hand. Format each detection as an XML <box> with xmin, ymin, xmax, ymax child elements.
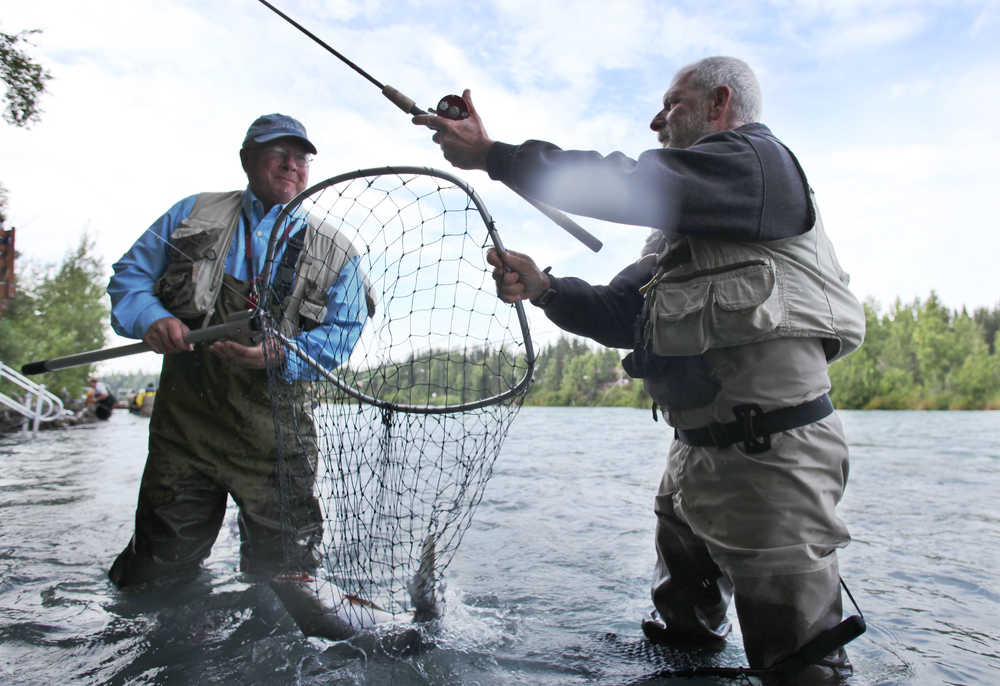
<box><xmin>412</xmin><ymin>89</ymin><xmax>493</xmax><ymax>171</ymax></box>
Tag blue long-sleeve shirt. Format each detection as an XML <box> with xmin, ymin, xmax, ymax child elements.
<box><xmin>108</xmin><ymin>188</ymin><xmax>366</xmax><ymax>380</ymax></box>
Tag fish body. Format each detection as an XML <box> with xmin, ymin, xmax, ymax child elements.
<box><xmin>271</xmin><ymin>534</ymin><xmax>440</xmax><ymax>640</ymax></box>
<box><xmin>408</xmin><ymin>534</ymin><xmax>442</xmax><ymax>622</ymax></box>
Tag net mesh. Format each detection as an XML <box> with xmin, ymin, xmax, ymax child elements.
<box><xmin>261</xmin><ymin>168</ymin><xmax>532</xmax><ymax>623</ymax></box>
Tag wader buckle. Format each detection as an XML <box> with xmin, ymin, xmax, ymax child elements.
<box><xmin>732</xmin><ymin>403</ymin><xmax>770</xmax><ymax>454</ymax></box>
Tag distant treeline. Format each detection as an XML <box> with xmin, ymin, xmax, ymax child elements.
<box><xmin>12</xmin><ymin>261</ymin><xmax>995</xmax><ymax>412</ymax></box>
<box><xmin>528</xmin><ymin>293</ymin><xmax>1000</xmax><ymax>410</ymax></box>
<box><xmin>524</xmin><ymin>336</ymin><xmax>649</xmax><ymax>407</ymax></box>
<box><xmin>829</xmin><ymin>294</ymin><xmax>1000</xmax><ymax>410</ymax></box>
<box><xmin>106</xmin><ymin>291</ymin><xmax>1000</xmax><ymax>411</ymax></box>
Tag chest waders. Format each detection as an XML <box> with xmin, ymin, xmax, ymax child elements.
<box><xmin>109</xmin><ymin>276</ymin><xmax>322</xmax><ymax>587</ymax></box>
<box><xmin>635</xmin><ymin>143</ymin><xmax>865</xmax><ymax>678</ymax></box>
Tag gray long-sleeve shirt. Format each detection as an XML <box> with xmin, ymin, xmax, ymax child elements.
<box><xmin>487</xmin><ymin>123</ymin><xmax>811</xmax><ymax>241</ymax></box>
<box><xmin>485</xmin><ymin>123</ymin><xmax>813</xmax><ymax>348</ymax></box>
<box><xmin>486</xmin><ymin>123</ymin><xmax>833</xmax><ymax>423</ymax></box>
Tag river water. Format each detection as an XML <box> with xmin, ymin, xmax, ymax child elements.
<box><xmin>1</xmin><ymin>408</ymin><xmax>998</xmax><ymax>685</ymax></box>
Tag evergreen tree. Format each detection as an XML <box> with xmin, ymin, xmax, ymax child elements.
<box><xmin>973</xmin><ymin>303</ymin><xmax>1000</xmax><ymax>354</ymax></box>
<box><xmin>947</xmin><ymin>315</ymin><xmax>999</xmax><ymax>408</ymax></box>
<box><xmin>830</xmin><ymin>293</ymin><xmax>1000</xmax><ymax>410</ymax></box>
<box><xmin>829</xmin><ymin>300</ymin><xmax>882</xmax><ymax>408</ymax></box>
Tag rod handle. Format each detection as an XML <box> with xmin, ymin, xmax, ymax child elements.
<box><xmin>21</xmin><ymin>361</ymin><xmax>54</xmax><ymax>376</ymax></box>
<box><xmin>20</xmin><ymin>312</ymin><xmax>257</xmax><ymax>375</ymax></box>
<box><xmin>382</xmin><ymin>85</ymin><xmax>421</xmax><ymax>116</ymax></box>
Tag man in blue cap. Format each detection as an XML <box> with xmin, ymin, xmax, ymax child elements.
<box><xmin>107</xmin><ymin>113</ymin><xmax>369</xmax><ymax>586</ymax></box>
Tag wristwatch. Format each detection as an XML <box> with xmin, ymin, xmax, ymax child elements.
<box><xmin>530</xmin><ymin>267</ymin><xmax>557</xmax><ymax>307</ymax></box>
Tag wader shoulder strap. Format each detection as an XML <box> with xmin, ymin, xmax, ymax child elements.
<box><xmin>271</xmin><ymin>226</ymin><xmax>307</xmax><ymax>307</ymax></box>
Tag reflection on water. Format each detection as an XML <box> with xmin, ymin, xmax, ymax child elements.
<box><xmin>1</xmin><ymin>409</ymin><xmax>998</xmax><ymax>684</ymax></box>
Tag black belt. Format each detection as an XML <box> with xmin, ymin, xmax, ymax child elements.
<box><xmin>674</xmin><ymin>394</ymin><xmax>834</xmax><ymax>454</ymax></box>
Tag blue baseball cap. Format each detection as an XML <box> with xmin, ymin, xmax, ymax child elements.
<box><xmin>242</xmin><ymin>113</ymin><xmax>317</xmax><ymax>154</ymax></box>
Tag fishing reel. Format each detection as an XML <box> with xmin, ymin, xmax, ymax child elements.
<box><xmin>433</xmin><ymin>94</ymin><xmax>470</xmax><ymax>120</ymax></box>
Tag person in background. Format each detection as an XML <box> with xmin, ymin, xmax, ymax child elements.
<box><xmin>86</xmin><ymin>376</ymin><xmax>116</xmax><ymax>420</ymax></box>
<box><xmin>129</xmin><ymin>383</ymin><xmax>157</xmax><ymax>417</ymax></box>
<box><xmin>414</xmin><ymin>57</ymin><xmax>865</xmax><ymax>683</ymax></box>
<box><xmin>107</xmin><ymin>114</ymin><xmax>370</xmax><ymax>587</ymax></box>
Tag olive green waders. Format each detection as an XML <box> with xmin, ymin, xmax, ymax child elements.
<box><xmin>650</xmin><ymin>415</ymin><xmax>852</xmax><ymax>678</ymax></box>
<box><xmin>110</xmin><ymin>277</ymin><xmax>322</xmax><ymax>587</ymax></box>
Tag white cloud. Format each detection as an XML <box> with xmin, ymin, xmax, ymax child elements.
<box><xmin>970</xmin><ymin>0</ymin><xmax>1000</xmax><ymax>35</ymax></box>
<box><xmin>816</xmin><ymin>12</ymin><xmax>928</xmax><ymax>54</ymax></box>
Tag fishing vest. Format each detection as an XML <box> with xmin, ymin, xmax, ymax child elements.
<box><xmin>641</xmin><ymin>194</ymin><xmax>865</xmax><ymax>362</ymax></box>
<box><xmin>153</xmin><ymin>190</ymin><xmax>374</xmax><ymax>334</ymax></box>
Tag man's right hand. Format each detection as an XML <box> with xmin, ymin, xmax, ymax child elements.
<box><xmin>485</xmin><ymin>248</ymin><xmax>551</xmax><ymax>304</ymax></box>
<box><xmin>412</xmin><ymin>89</ymin><xmax>493</xmax><ymax>171</ymax></box>
<box><xmin>143</xmin><ymin>316</ymin><xmax>193</xmax><ymax>354</ymax></box>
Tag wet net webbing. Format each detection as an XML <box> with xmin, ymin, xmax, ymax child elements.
<box><xmin>260</xmin><ymin>167</ymin><xmax>533</xmax><ymax>623</ymax></box>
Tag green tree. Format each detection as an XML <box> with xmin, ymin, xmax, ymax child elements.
<box><xmin>973</xmin><ymin>303</ymin><xmax>1000</xmax><ymax>354</ymax></box>
<box><xmin>947</xmin><ymin>322</ymin><xmax>999</xmax><ymax>408</ymax></box>
<box><xmin>912</xmin><ymin>292</ymin><xmax>960</xmax><ymax>396</ymax></box>
<box><xmin>0</xmin><ymin>233</ymin><xmax>107</xmax><ymax>400</ymax></box>
<box><xmin>829</xmin><ymin>299</ymin><xmax>883</xmax><ymax>408</ymax></box>
<box><xmin>559</xmin><ymin>353</ymin><xmax>597</xmax><ymax>405</ymax></box>
<box><xmin>1</xmin><ymin>29</ymin><xmax>52</xmax><ymax>127</ymax></box>
<box><xmin>832</xmin><ymin>293</ymin><xmax>1000</xmax><ymax>410</ymax></box>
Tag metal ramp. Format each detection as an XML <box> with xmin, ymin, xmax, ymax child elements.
<box><xmin>0</xmin><ymin>361</ymin><xmax>74</xmax><ymax>438</ymax></box>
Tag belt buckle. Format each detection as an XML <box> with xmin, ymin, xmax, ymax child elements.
<box><xmin>733</xmin><ymin>404</ymin><xmax>770</xmax><ymax>454</ymax></box>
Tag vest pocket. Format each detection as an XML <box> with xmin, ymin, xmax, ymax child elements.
<box><xmin>154</xmin><ymin>262</ymin><xmax>197</xmax><ymax>316</ymax></box>
<box><xmin>646</xmin><ymin>260</ymin><xmax>782</xmax><ymax>356</ymax></box>
<box><xmin>154</xmin><ymin>220</ymin><xmax>228</xmax><ymax>318</ymax></box>
<box><xmin>295</xmin><ymin>254</ymin><xmax>334</xmax><ymax>328</ymax></box>
<box><xmin>297</xmin><ymin>299</ymin><xmax>328</xmax><ymax>328</ymax></box>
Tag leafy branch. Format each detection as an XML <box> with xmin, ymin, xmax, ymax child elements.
<box><xmin>1</xmin><ymin>29</ymin><xmax>53</xmax><ymax>127</ymax></box>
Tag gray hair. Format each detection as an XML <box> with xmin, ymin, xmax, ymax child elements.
<box><xmin>678</xmin><ymin>56</ymin><xmax>762</xmax><ymax>125</ymax></box>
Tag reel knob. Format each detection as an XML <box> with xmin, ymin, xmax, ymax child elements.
<box><xmin>434</xmin><ymin>94</ymin><xmax>469</xmax><ymax>120</ymax></box>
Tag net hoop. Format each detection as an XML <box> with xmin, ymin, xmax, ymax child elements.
<box><xmin>259</xmin><ymin>165</ymin><xmax>534</xmax><ymax>412</ymax></box>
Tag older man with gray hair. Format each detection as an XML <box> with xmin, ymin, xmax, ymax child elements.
<box><xmin>415</xmin><ymin>57</ymin><xmax>866</xmax><ymax>682</ymax></box>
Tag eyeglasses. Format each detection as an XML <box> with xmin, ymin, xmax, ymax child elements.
<box><xmin>257</xmin><ymin>145</ymin><xmax>313</xmax><ymax>168</ymax></box>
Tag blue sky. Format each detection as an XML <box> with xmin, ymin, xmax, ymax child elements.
<box><xmin>2</xmin><ymin>0</ymin><xmax>998</xmax><ymax>371</ymax></box>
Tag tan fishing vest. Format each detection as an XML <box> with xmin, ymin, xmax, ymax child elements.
<box><xmin>641</xmin><ymin>192</ymin><xmax>865</xmax><ymax>362</ymax></box>
<box><xmin>153</xmin><ymin>190</ymin><xmax>374</xmax><ymax>334</ymax></box>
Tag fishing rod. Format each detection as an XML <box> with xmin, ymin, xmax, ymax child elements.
<box><xmin>21</xmin><ymin>310</ymin><xmax>260</xmax><ymax>375</ymax></box>
<box><xmin>254</xmin><ymin>0</ymin><xmax>603</xmax><ymax>253</ymax></box>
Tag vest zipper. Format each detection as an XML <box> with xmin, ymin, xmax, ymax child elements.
<box><xmin>658</xmin><ymin>258</ymin><xmax>768</xmax><ymax>284</ymax></box>
<box><xmin>641</xmin><ymin>258</ymin><xmax>769</xmax><ymax>294</ymax></box>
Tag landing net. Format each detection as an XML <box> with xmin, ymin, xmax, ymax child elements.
<box><xmin>260</xmin><ymin>167</ymin><xmax>533</xmax><ymax>622</ymax></box>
